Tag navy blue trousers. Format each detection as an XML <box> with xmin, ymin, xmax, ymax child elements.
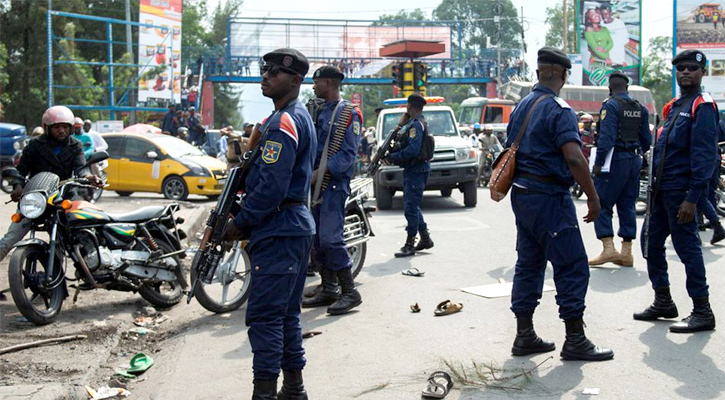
<box><xmin>312</xmin><ymin>189</ymin><xmax>351</xmax><ymax>271</ymax></box>
<box><xmin>593</xmin><ymin>155</ymin><xmax>641</xmax><ymax>240</ymax></box>
<box><xmin>403</xmin><ymin>170</ymin><xmax>429</xmax><ymax>236</ymax></box>
<box><xmin>510</xmin><ymin>188</ymin><xmax>589</xmax><ymax>320</ymax></box>
<box><xmin>642</xmin><ymin>190</ymin><xmax>709</xmax><ymax>298</ymax></box>
<box><xmin>245</xmin><ymin>235</ymin><xmax>313</xmax><ymax>380</ymax></box>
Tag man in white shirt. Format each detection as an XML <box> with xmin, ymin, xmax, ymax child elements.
<box><xmin>83</xmin><ymin>119</ymin><xmax>108</xmax><ymax>176</ymax></box>
<box><xmin>599</xmin><ymin>3</ymin><xmax>629</xmax><ymax>66</ymax></box>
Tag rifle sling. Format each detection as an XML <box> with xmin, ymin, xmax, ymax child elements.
<box><xmin>653</xmin><ymin>101</ymin><xmax>687</xmax><ymax>197</ymax></box>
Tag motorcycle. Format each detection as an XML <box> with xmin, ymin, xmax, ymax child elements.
<box><xmin>1</xmin><ymin>152</ymin><xmax>188</xmax><ymax>325</ymax></box>
<box><xmin>191</xmin><ymin>176</ymin><xmax>376</xmax><ymax>314</ymax></box>
<box><xmin>477</xmin><ymin>151</ymin><xmax>494</xmax><ymax>187</ymax></box>
<box><xmin>82</xmin><ymin>160</ymin><xmax>107</xmax><ymax>203</ymax></box>
<box><xmin>1</xmin><ymin>139</ymin><xmax>25</xmax><ymax>194</ymax></box>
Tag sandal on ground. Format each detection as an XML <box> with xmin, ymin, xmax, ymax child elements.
<box><xmin>422</xmin><ymin>371</ymin><xmax>453</xmax><ymax>399</ymax></box>
<box><xmin>402</xmin><ymin>268</ymin><xmax>425</xmax><ymax>277</ymax></box>
<box><xmin>433</xmin><ymin>300</ymin><xmax>463</xmax><ymax>316</ymax></box>
<box><xmin>410</xmin><ymin>303</ymin><xmax>421</xmax><ymax>313</ymax></box>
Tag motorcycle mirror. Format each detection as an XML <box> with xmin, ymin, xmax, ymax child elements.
<box><xmin>146</xmin><ymin>151</ymin><xmax>159</xmax><ymax>159</ymax></box>
<box><xmin>2</xmin><ymin>168</ymin><xmax>23</xmax><ymax>180</ymax></box>
<box><xmin>84</xmin><ymin>151</ymin><xmax>109</xmax><ymax>168</ymax></box>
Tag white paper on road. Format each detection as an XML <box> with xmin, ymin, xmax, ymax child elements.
<box><xmin>589</xmin><ymin>146</ymin><xmax>613</xmax><ymax>173</ymax></box>
<box><xmin>461</xmin><ymin>281</ymin><xmax>555</xmax><ymax>298</ymax></box>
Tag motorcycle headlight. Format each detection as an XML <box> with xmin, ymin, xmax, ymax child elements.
<box><xmin>19</xmin><ymin>192</ymin><xmax>47</xmax><ymax>219</ymax></box>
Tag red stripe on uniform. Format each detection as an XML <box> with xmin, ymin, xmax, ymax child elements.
<box><xmin>279</xmin><ymin>112</ymin><xmax>298</xmax><ymax>145</ymax></box>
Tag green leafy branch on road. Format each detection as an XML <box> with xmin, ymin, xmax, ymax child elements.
<box><xmin>443</xmin><ymin>356</ymin><xmax>552</xmax><ymax>391</ymax></box>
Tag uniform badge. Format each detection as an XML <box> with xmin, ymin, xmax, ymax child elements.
<box><xmin>282</xmin><ymin>56</ymin><xmax>293</xmax><ymax>67</ymax></box>
<box><xmin>262</xmin><ymin>140</ymin><xmax>282</xmax><ymax>164</ymax></box>
<box><xmin>409</xmin><ymin>127</ymin><xmax>417</xmax><ymax>138</ymax></box>
<box><xmin>600</xmin><ymin>109</ymin><xmax>607</xmax><ymax>121</ymax></box>
<box><xmin>696</xmin><ymin>53</ymin><xmax>703</xmax><ymax>62</ymax></box>
<box><xmin>353</xmin><ymin>120</ymin><xmax>361</xmax><ymax>136</ymax></box>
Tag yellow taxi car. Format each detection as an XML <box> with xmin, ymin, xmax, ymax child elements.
<box><xmin>102</xmin><ymin>132</ymin><xmax>227</xmax><ymax>200</ymax></box>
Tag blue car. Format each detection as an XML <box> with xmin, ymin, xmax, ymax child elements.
<box><xmin>0</xmin><ymin>123</ymin><xmax>26</xmax><ymax>168</ymax></box>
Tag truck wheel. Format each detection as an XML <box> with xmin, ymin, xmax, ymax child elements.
<box><xmin>376</xmin><ymin>182</ymin><xmax>393</xmax><ymax>210</ymax></box>
<box><xmin>440</xmin><ymin>188</ymin><xmax>452</xmax><ymax>197</ymax></box>
<box><xmin>697</xmin><ymin>14</ymin><xmax>705</xmax><ymax>23</ymax></box>
<box><xmin>462</xmin><ymin>181</ymin><xmax>477</xmax><ymax>208</ymax></box>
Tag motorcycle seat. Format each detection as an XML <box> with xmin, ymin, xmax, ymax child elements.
<box><xmin>107</xmin><ymin>206</ymin><xmax>166</xmax><ymax>223</ymax></box>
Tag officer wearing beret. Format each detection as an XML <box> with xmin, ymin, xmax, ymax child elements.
<box><xmin>387</xmin><ymin>93</ymin><xmax>434</xmax><ymax>257</ymax></box>
<box><xmin>588</xmin><ymin>70</ymin><xmax>651</xmax><ymax>267</ymax></box>
<box><xmin>507</xmin><ymin>47</ymin><xmax>612</xmax><ymax>361</ymax></box>
<box><xmin>302</xmin><ymin>65</ymin><xmax>364</xmax><ymax>315</ymax></box>
<box><xmin>635</xmin><ymin>49</ymin><xmax>718</xmax><ymax>333</ymax></box>
<box><xmin>226</xmin><ymin>48</ymin><xmax>316</xmax><ymax>399</ymax></box>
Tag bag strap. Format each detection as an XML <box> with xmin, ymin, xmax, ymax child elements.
<box><xmin>654</xmin><ymin>101</ymin><xmax>688</xmax><ymax>195</ymax></box>
<box><xmin>511</xmin><ymin>94</ymin><xmax>553</xmax><ymax>148</ymax></box>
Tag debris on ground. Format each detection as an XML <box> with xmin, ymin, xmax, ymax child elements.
<box><xmin>85</xmin><ymin>385</ymin><xmax>131</xmax><ymax>399</ymax></box>
<box><xmin>302</xmin><ymin>331</ymin><xmax>322</xmax><ymax>339</ymax></box>
<box><xmin>0</xmin><ymin>335</ymin><xmax>88</xmax><ymax>356</ymax></box>
<box><xmin>410</xmin><ymin>303</ymin><xmax>421</xmax><ymax>313</ymax></box>
<box><xmin>583</xmin><ymin>388</ymin><xmax>601</xmax><ymax>395</ymax></box>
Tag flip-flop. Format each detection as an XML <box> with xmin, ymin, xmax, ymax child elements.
<box><xmin>433</xmin><ymin>300</ymin><xmax>463</xmax><ymax>316</ymax></box>
<box><xmin>422</xmin><ymin>371</ymin><xmax>453</xmax><ymax>399</ymax></box>
<box><xmin>401</xmin><ymin>268</ymin><xmax>425</xmax><ymax>277</ymax></box>
<box><xmin>127</xmin><ymin>353</ymin><xmax>154</xmax><ymax>374</ymax></box>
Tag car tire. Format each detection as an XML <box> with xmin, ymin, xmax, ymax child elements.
<box><xmin>162</xmin><ymin>176</ymin><xmax>189</xmax><ymax>200</ymax></box>
<box><xmin>116</xmin><ymin>191</ymin><xmax>134</xmax><ymax>197</ymax></box>
<box><xmin>376</xmin><ymin>183</ymin><xmax>393</xmax><ymax>210</ymax></box>
<box><xmin>440</xmin><ymin>188</ymin><xmax>452</xmax><ymax>197</ymax></box>
<box><xmin>462</xmin><ymin>181</ymin><xmax>477</xmax><ymax>208</ymax></box>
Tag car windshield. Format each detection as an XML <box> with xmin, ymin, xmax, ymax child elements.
<box><xmin>459</xmin><ymin>106</ymin><xmax>483</xmax><ymax>126</ymax></box>
<box><xmin>382</xmin><ymin>110</ymin><xmax>459</xmax><ymax>139</ymax></box>
<box><xmin>153</xmin><ymin>135</ymin><xmax>205</xmax><ymax>157</ymax></box>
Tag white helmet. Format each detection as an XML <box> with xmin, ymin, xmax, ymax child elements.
<box><xmin>41</xmin><ymin>106</ymin><xmax>75</xmax><ymax>130</ymax></box>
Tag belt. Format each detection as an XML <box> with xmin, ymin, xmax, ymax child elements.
<box><xmin>512</xmin><ymin>186</ymin><xmax>549</xmax><ymax>195</ymax></box>
<box><xmin>276</xmin><ymin>199</ymin><xmax>305</xmax><ymax>212</ymax></box>
<box><xmin>517</xmin><ymin>172</ymin><xmax>561</xmax><ymax>184</ymax></box>
<box><xmin>614</xmin><ymin>146</ymin><xmax>639</xmax><ymax>154</ymax></box>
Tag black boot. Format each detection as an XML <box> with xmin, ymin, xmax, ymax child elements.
<box><xmin>633</xmin><ymin>287</ymin><xmax>679</xmax><ymax>320</ymax></box>
<box><xmin>301</xmin><ymin>268</ymin><xmax>340</xmax><ymax>308</ymax></box>
<box><xmin>327</xmin><ymin>268</ymin><xmax>362</xmax><ymax>315</ymax></box>
<box><xmin>395</xmin><ymin>235</ymin><xmax>416</xmax><ymax>258</ymax></box>
<box><xmin>711</xmin><ymin>222</ymin><xmax>725</xmax><ymax>245</ymax></box>
<box><xmin>560</xmin><ymin>318</ymin><xmax>614</xmax><ymax>361</ymax></box>
<box><xmin>669</xmin><ymin>297</ymin><xmax>716</xmax><ymax>333</ymax></box>
<box><xmin>277</xmin><ymin>370</ymin><xmax>308</xmax><ymax>400</ymax></box>
<box><xmin>698</xmin><ymin>213</ymin><xmax>706</xmax><ymax>231</ymax></box>
<box><xmin>511</xmin><ymin>313</ymin><xmax>556</xmax><ymax>356</ymax></box>
<box><xmin>252</xmin><ymin>379</ymin><xmax>277</xmax><ymax>400</ymax></box>
<box><xmin>414</xmin><ymin>229</ymin><xmax>434</xmax><ymax>251</ymax></box>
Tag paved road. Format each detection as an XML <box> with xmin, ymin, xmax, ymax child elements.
<box><xmin>120</xmin><ymin>186</ymin><xmax>725</xmax><ymax>400</ymax></box>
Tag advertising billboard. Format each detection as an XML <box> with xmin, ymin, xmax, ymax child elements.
<box><xmin>675</xmin><ymin>0</ymin><xmax>725</xmax><ymax>101</ymax></box>
<box><xmin>137</xmin><ymin>0</ymin><xmax>182</xmax><ymax>103</ymax></box>
<box><xmin>578</xmin><ymin>0</ymin><xmax>641</xmax><ymax>86</ymax></box>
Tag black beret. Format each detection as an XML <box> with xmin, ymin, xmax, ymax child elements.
<box><xmin>313</xmin><ymin>66</ymin><xmax>345</xmax><ymax>80</ymax></box>
<box><xmin>408</xmin><ymin>93</ymin><xmax>427</xmax><ymax>106</ymax></box>
<box><xmin>672</xmin><ymin>49</ymin><xmax>706</xmax><ymax>68</ymax></box>
<box><xmin>608</xmin><ymin>70</ymin><xmax>629</xmax><ymax>83</ymax></box>
<box><xmin>263</xmin><ymin>48</ymin><xmax>309</xmax><ymax>77</ymax></box>
<box><xmin>537</xmin><ymin>47</ymin><xmax>572</xmax><ymax>69</ymax></box>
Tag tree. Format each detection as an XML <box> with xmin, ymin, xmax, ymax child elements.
<box><xmin>0</xmin><ymin>43</ymin><xmax>9</xmax><ymax>119</ymax></box>
<box><xmin>544</xmin><ymin>1</ymin><xmax>577</xmax><ymax>54</ymax></box>
<box><xmin>641</xmin><ymin>36</ymin><xmax>673</xmax><ymax>114</ymax></box>
<box><xmin>434</xmin><ymin>0</ymin><xmax>523</xmax><ymax>53</ymax></box>
<box><xmin>375</xmin><ymin>8</ymin><xmax>429</xmax><ymax>25</ymax></box>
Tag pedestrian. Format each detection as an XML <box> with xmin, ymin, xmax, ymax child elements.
<box><xmin>578</xmin><ymin>113</ymin><xmax>595</xmax><ymax>161</ymax></box>
<box><xmin>83</xmin><ymin>119</ymin><xmax>109</xmax><ymax>177</ymax></box>
<box><xmin>588</xmin><ymin>70</ymin><xmax>651</xmax><ymax>267</ymax></box>
<box><xmin>635</xmin><ymin>49</ymin><xmax>718</xmax><ymax>333</ymax></box>
<box><xmin>386</xmin><ymin>93</ymin><xmax>434</xmax><ymax>257</ymax></box>
<box><xmin>506</xmin><ymin>47</ymin><xmax>613</xmax><ymax>361</ymax></box>
<box><xmin>242</xmin><ymin>122</ymin><xmax>254</xmax><ymax>138</ymax></box>
<box><xmin>161</xmin><ymin>104</ymin><xmax>177</xmax><ymax>136</ymax></box>
<box><xmin>302</xmin><ymin>65</ymin><xmax>364</xmax><ymax>315</ymax></box>
<box><xmin>223</xmin><ymin>48</ymin><xmax>316</xmax><ymax>399</ymax></box>
<box><xmin>187</xmin><ymin>106</ymin><xmax>205</xmax><ymax>145</ymax></box>
<box><xmin>714</xmin><ymin>12</ymin><xmax>720</xmax><ymax>29</ymax></box>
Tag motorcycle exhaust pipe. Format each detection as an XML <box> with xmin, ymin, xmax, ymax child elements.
<box><xmin>73</xmin><ymin>245</ymin><xmax>106</xmax><ymax>289</ymax></box>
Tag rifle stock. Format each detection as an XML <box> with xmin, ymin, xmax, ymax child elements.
<box><xmin>643</xmin><ymin>114</ymin><xmax>660</xmax><ymax>259</ymax></box>
<box><xmin>368</xmin><ymin>124</ymin><xmax>404</xmax><ymax>176</ymax></box>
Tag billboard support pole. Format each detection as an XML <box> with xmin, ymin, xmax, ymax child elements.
<box><xmin>107</xmin><ymin>22</ymin><xmax>115</xmax><ymax>120</ymax></box>
<box><xmin>672</xmin><ymin>0</ymin><xmax>678</xmax><ymax>99</ymax></box>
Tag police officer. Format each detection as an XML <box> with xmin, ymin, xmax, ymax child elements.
<box><xmin>507</xmin><ymin>47</ymin><xmax>612</xmax><ymax>361</ymax></box>
<box><xmin>387</xmin><ymin>93</ymin><xmax>433</xmax><ymax>257</ymax></box>
<box><xmin>302</xmin><ymin>65</ymin><xmax>363</xmax><ymax>315</ymax></box>
<box><xmin>589</xmin><ymin>70</ymin><xmax>651</xmax><ymax>267</ymax></box>
<box><xmin>635</xmin><ymin>50</ymin><xmax>718</xmax><ymax>333</ymax></box>
<box><xmin>224</xmin><ymin>48</ymin><xmax>316</xmax><ymax>399</ymax></box>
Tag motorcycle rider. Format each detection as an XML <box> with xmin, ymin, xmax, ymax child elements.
<box><xmin>0</xmin><ymin>106</ymin><xmax>101</xmax><ymax>299</ymax></box>
<box><xmin>73</xmin><ymin>117</ymin><xmax>94</xmax><ymax>160</ymax></box>
<box><xmin>477</xmin><ymin>124</ymin><xmax>501</xmax><ymax>186</ymax></box>
<box><xmin>579</xmin><ymin>113</ymin><xmax>595</xmax><ymax>161</ymax></box>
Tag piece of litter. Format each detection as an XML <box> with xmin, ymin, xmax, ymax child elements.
<box><xmin>155</xmin><ymin>315</ymin><xmax>169</xmax><ymax>324</ymax></box>
<box><xmin>85</xmin><ymin>385</ymin><xmax>131</xmax><ymax>399</ymax></box>
<box><xmin>583</xmin><ymin>388</ymin><xmax>600</xmax><ymax>395</ymax></box>
<box><xmin>461</xmin><ymin>281</ymin><xmax>555</xmax><ymax>298</ymax></box>
<box><xmin>134</xmin><ymin>316</ymin><xmax>155</xmax><ymax>327</ymax></box>
<box><xmin>128</xmin><ymin>327</ymin><xmax>154</xmax><ymax>335</ymax></box>
<box><xmin>219</xmin><ymin>313</ymin><xmax>232</xmax><ymax>318</ymax></box>
<box><xmin>302</xmin><ymin>331</ymin><xmax>322</xmax><ymax>339</ymax></box>
<box><xmin>114</xmin><ymin>370</ymin><xmax>137</xmax><ymax>379</ymax></box>
<box><xmin>410</xmin><ymin>303</ymin><xmax>421</xmax><ymax>313</ymax></box>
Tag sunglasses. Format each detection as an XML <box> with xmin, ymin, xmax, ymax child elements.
<box><xmin>676</xmin><ymin>64</ymin><xmax>700</xmax><ymax>72</ymax></box>
<box><xmin>260</xmin><ymin>64</ymin><xmax>299</xmax><ymax>77</ymax></box>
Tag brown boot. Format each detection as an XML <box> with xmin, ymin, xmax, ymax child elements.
<box><xmin>614</xmin><ymin>240</ymin><xmax>634</xmax><ymax>267</ymax></box>
<box><xmin>589</xmin><ymin>237</ymin><xmax>619</xmax><ymax>266</ymax></box>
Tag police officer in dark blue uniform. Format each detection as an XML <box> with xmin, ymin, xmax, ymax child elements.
<box><xmin>635</xmin><ymin>49</ymin><xmax>718</xmax><ymax>333</ymax></box>
<box><xmin>302</xmin><ymin>65</ymin><xmax>364</xmax><ymax>315</ymax></box>
<box><xmin>387</xmin><ymin>93</ymin><xmax>434</xmax><ymax>257</ymax></box>
<box><xmin>589</xmin><ymin>70</ymin><xmax>651</xmax><ymax>267</ymax></box>
<box><xmin>225</xmin><ymin>48</ymin><xmax>316</xmax><ymax>400</ymax></box>
<box><xmin>507</xmin><ymin>47</ymin><xmax>613</xmax><ymax>361</ymax></box>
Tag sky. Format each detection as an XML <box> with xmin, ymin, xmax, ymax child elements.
<box><xmin>208</xmin><ymin>0</ymin><xmax>675</xmax><ymax>123</ymax></box>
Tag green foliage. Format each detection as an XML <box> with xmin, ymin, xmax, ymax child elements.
<box><xmin>375</xmin><ymin>8</ymin><xmax>429</xmax><ymax>25</ymax></box>
<box><xmin>545</xmin><ymin>1</ymin><xmax>577</xmax><ymax>54</ymax></box>
<box><xmin>0</xmin><ymin>43</ymin><xmax>9</xmax><ymax>119</ymax></box>
<box><xmin>641</xmin><ymin>36</ymin><xmax>673</xmax><ymax>114</ymax></box>
<box><xmin>434</xmin><ymin>0</ymin><xmax>522</xmax><ymax>51</ymax></box>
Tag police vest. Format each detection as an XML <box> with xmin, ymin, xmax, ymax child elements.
<box><xmin>611</xmin><ymin>96</ymin><xmax>643</xmax><ymax>144</ymax></box>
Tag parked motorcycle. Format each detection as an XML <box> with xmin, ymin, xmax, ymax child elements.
<box><xmin>2</xmin><ymin>152</ymin><xmax>188</xmax><ymax>325</ymax></box>
<box><xmin>1</xmin><ymin>139</ymin><xmax>25</xmax><ymax>194</ymax></box>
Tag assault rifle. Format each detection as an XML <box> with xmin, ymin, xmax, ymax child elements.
<box><xmin>186</xmin><ymin>123</ymin><xmax>262</xmax><ymax>303</ymax></box>
<box><xmin>368</xmin><ymin>123</ymin><xmax>405</xmax><ymax>176</ymax></box>
<box><xmin>642</xmin><ymin>114</ymin><xmax>660</xmax><ymax>259</ymax></box>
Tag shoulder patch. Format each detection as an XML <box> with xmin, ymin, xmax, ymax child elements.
<box><xmin>554</xmin><ymin>97</ymin><xmax>571</xmax><ymax>109</ymax></box>
<box><xmin>600</xmin><ymin>109</ymin><xmax>607</xmax><ymax>121</ymax></box>
<box><xmin>409</xmin><ymin>126</ymin><xmax>417</xmax><ymax>139</ymax></box>
<box><xmin>353</xmin><ymin>120</ymin><xmax>361</xmax><ymax>136</ymax></box>
<box><xmin>701</xmin><ymin>92</ymin><xmax>714</xmax><ymax>103</ymax></box>
<box><xmin>261</xmin><ymin>140</ymin><xmax>282</xmax><ymax>164</ymax></box>
<box><xmin>278</xmin><ymin>112</ymin><xmax>299</xmax><ymax>146</ymax></box>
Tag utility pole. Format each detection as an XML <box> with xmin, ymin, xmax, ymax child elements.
<box><xmin>125</xmin><ymin>0</ymin><xmax>136</xmax><ymax>123</ymax></box>
<box><xmin>563</xmin><ymin>0</ymin><xmax>568</xmax><ymax>53</ymax></box>
<box><xmin>521</xmin><ymin>6</ymin><xmax>526</xmax><ymax>77</ymax></box>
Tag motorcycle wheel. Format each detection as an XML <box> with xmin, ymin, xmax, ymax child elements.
<box><xmin>8</xmin><ymin>244</ymin><xmax>65</xmax><ymax>325</ymax></box>
<box><xmin>348</xmin><ymin>241</ymin><xmax>367</xmax><ymax>278</ymax></box>
<box><xmin>191</xmin><ymin>242</ymin><xmax>252</xmax><ymax>313</ymax></box>
<box><xmin>138</xmin><ymin>239</ymin><xmax>184</xmax><ymax>308</ymax></box>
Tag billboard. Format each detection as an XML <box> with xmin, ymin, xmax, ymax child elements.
<box><xmin>675</xmin><ymin>0</ymin><xmax>725</xmax><ymax>101</ymax></box>
<box><xmin>137</xmin><ymin>0</ymin><xmax>182</xmax><ymax>103</ymax></box>
<box><xmin>577</xmin><ymin>0</ymin><xmax>641</xmax><ymax>86</ymax></box>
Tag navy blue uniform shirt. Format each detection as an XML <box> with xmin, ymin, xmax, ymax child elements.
<box><xmin>654</xmin><ymin>92</ymin><xmax>719</xmax><ymax>203</ymax></box>
<box><xmin>595</xmin><ymin>92</ymin><xmax>651</xmax><ymax>166</ymax></box>
<box><xmin>313</xmin><ymin>99</ymin><xmax>362</xmax><ymax>193</ymax></box>
<box><xmin>507</xmin><ymin>84</ymin><xmax>581</xmax><ymax>194</ymax></box>
<box><xmin>388</xmin><ymin>116</ymin><xmax>431</xmax><ymax>173</ymax></box>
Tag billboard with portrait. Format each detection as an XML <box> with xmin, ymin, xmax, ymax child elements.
<box><xmin>675</xmin><ymin>0</ymin><xmax>725</xmax><ymax>101</ymax></box>
<box><xmin>137</xmin><ymin>0</ymin><xmax>182</xmax><ymax>103</ymax></box>
<box><xmin>578</xmin><ymin>0</ymin><xmax>641</xmax><ymax>86</ymax></box>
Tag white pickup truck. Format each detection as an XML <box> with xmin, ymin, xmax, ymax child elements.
<box><xmin>373</xmin><ymin>105</ymin><xmax>479</xmax><ymax>209</ymax></box>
